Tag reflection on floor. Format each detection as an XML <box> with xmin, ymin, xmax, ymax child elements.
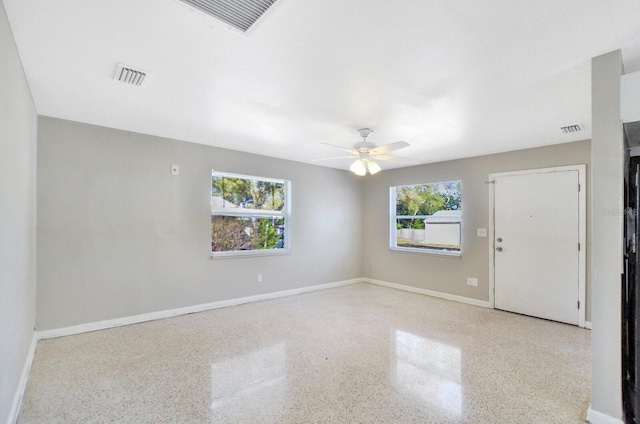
<box><xmin>18</xmin><ymin>283</ymin><xmax>591</xmax><ymax>423</ymax></box>
<box><xmin>393</xmin><ymin>330</ymin><xmax>462</xmax><ymax>418</ymax></box>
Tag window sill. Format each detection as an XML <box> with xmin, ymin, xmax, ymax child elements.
<box><xmin>389</xmin><ymin>246</ymin><xmax>461</xmax><ymax>258</ymax></box>
<box><xmin>211</xmin><ymin>249</ymin><xmax>291</xmax><ymax>260</ymax></box>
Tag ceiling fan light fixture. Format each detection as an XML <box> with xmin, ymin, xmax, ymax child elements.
<box><xmin>367</xmin><ymin>160</ymin><xmax>381</xmax><ymax>175</ymax></box>
<box><xmin>350</xmin><ymin>159</ymin><xmax>367</xmax><ymax>176</ymax></box>
<box><xmin>350</xmin><ymin>158</ymin><xmax>382</xmax><ymax>176</ymax></box>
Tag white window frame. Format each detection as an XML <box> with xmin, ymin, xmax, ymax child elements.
<box><xmin>211</xmin><ymin>171</ymin><xmax>291</xmax><ymax>258</ymax></box>
<box><xmin>389</xmin><ymin>181</ymin><xmax>462</xmax><ymax>257</ymax></box>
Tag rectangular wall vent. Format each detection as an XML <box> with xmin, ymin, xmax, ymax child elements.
<box><xmin>180</xmin><ymin>0</ymin><xmax>279</xmax><ymax>32</ymax></box>
<box><xmin>114</xmin><ymin>64</ymin><xmax>148</xmax><ymax>86</ymax></box>
<box><xmin>560</xmin><ymin>124</ymin><xmax>584</xmax><ymax>134</ymax></box>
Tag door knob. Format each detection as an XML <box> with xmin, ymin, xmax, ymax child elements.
<box><xmin>497</xmin><ymin>237</ymin><xmax>503</xmax><ymax>242</ymax></box>
<box><xmin>496</xmin><ymin>246</ymin><xmax>503</xmax><ymax>252</ymax></box>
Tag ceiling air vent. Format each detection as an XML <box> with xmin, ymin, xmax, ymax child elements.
<box><xmin>560</xmin><ymin>124</ymin><xmax>584</xmax><ymax>134</ymax></box>
<box><xmin>114</xmin><ymin>64</ymin><xmax>148</xmax><ymax>86</ymax></box>
<box><xmin>179</xmin><ymin>0</ymin><xmax>279</xmax><ymax>32</ymax></box>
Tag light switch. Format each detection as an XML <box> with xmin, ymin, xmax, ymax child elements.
<box><xmin>171</xmin><ymin>165</ymin><xmax>179</xmax><ymax>175</ymax></box>
<box><xmin>477</xmin><ymin>228</ymin><xmax>487</xmax><ymax>237</ymax></box>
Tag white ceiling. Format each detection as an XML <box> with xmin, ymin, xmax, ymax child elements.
<box><xmin>5</xmin><ymin>0</ymin><xmax>640</xmax><ymax>170</ymax></box>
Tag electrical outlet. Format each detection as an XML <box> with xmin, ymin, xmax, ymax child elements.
<box><xmin>257</xmin><ymin>274</ymin><xmax>263</xmax><ymax>283</ymax></box>
<box><xmin>477</xmin><ymin>228</ymin><xmax>487</xmax><ymax>237</ymax></box>
<box><xmin>467</xmin><ymin>277</ymin><xmax>478</xmax><ymax>287</ymax></box>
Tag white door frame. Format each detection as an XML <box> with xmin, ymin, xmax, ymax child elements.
<box><xmin>488</xmin><ymin>165</ymin><xmax>587</xmax><ymax>328</ymax></box>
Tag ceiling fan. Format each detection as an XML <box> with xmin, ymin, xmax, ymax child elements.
<box><xmin>316</xmin><ymin>128</ymin><xmax>414</xmax><ymax>176</ymax></box>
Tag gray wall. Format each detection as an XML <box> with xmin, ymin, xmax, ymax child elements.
<box><xmin>36</xmin><ymin>117</ymin><xmax>362</xmax><ymax>330</ymax></box>
<box><xmin>0</xmin><ymin>2</ymin><xmax>37</xmax><ymax>423</ymax></box>
<box><xmin>590</xmin><ymin>50</ymin><xmax>624</xmax><ymax>421</ymax></box>
<box><xmin>362</xmin><ymin>141</ymin><xmax>592</xmax><ymax>319</ymax></box>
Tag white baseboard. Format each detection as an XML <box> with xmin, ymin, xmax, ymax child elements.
<box><xmin>8</xmin><ymin>332</ymin><xmax>37</xmax><ymax>424</ymax></box>
<box><xmin>37</xmin><ymin>278</ymin><xmax>363</xmax><ymax>340</ymax></box>
<box><xmin>37</xmin><ymin>278</ymin><xmax>494</xmax><ymax>341</ymax></box>
<box><xmin>586</xmin><ymin>406</ymin><xmax>624</xmax><ymax>424</ymax></box>
<box><xmin>364</xmin><ymin>278</ymin><xmax>492</xmax><ymax>308</ymax></box>
<box><xmin>586</xmin><ymin>321</ymin><xmax>593</xmax><ymax>330</ymax></box>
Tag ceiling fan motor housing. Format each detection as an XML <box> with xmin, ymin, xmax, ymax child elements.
<box><xmin>354</xmin><ymin>141</ymin><xmax>376</xmax><ymax>153</ymax></box>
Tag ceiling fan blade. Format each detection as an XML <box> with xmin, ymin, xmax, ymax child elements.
<box><xmin>369</xmin><ymin>141</ymin><xmax>409</xmax><ymax>155</ymax></box>
<box><xmin>321</xmin><ymin>142</ymin><xmax>357</xmax><ymax>154</ymax></box>
<box><xmin>312</xmin><ymin>155</ymin><xmax>358</xmax><ymax>162</ymax></box>
<box><xmin>372</xmin><ymin>154</ymin><xmax>419</xmax><ymax>163</ymax></box>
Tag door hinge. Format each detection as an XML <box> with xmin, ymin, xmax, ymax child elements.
<box><xmin>578</xmin><ymin>243</ymin><xmax>581</xmax><ymax>251</ymax></box>
<box><xmin>578</xmin><ymin>183</ymin><xmax>581</xmax><ymax>192</ymax></box>
<box><xmin>577</xmin><ymin>301</ymin><xmax>580</xmax><ymax>309</ymax></box>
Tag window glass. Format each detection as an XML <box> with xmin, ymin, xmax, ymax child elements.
<box><xmin>391</xmin><ymin>180</ymin><xmax>462</xmax><ymax>256</ymax></box>
<box><xmin>212</xmin><ymin>172</ymin><xmax>290</xmax><ymax>256</ymax></box>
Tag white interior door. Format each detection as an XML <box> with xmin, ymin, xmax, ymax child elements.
<box><xmin>493</xmin><ymin>169</ymin><xmax>581</xmax><ymax>325</ymax></box>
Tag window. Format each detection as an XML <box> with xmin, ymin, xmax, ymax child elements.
<box><xmin>211</xmin><ymin>171</ymin><xmax>290</xmax><ymax>257</ymax></box>
<box><xmin>390</xmin><ymin>180</ymin><xmax>461</xmax><ymax>256</ymax></box>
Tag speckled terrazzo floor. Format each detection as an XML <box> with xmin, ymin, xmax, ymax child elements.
<box><xmin>18</xmin><ymin>283</ymin><xmax>591</xmax><ymax>424</ymax></box>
